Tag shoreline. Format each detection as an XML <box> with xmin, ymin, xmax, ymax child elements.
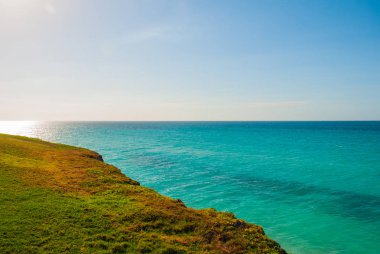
<box><xmin>0</xmin><ymin>133</ymin><xmax>287</xmax><ymax>253</ymax></box>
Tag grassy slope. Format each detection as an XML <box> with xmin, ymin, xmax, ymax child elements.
<box><xmin>0</xmin><ymin>134</ymin><xmax>286</xmax><ymax>254</ymax></box>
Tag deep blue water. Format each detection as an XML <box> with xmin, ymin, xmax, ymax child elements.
<box><xmin>3</xmin><ymin>121</ymin><xmax>380</xmax><ymax>254</ymax></box>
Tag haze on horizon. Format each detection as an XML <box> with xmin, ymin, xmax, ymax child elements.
<box><xmin>0</xmin><ymin>0</ymin><xmax>379</xmax><ymax>121</ymax></box>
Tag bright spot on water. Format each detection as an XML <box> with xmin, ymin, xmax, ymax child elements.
<box><xmin>0</xmin><ymin>121</ymin><xmax>38</xmax><ymax>136</ymax></box>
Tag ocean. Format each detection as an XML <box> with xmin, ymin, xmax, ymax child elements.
<box><xmin>1</xmin><ymin>121</ymin><xmax>379</xmax><ymax>253</ymax></box>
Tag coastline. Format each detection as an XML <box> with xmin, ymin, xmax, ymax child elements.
<box><xmin>0</xmin><ymin>133</ymin><xmax>286</xmax><ymax>253</ymax></box>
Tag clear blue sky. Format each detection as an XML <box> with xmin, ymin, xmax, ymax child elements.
<box><xmin>0</xmin><ymin>0</ymin><xmax>379</xmax><ymax>120</ymax></box>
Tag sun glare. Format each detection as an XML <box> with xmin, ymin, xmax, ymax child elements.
<box><xmin>0</xmin><ymin>121</ymin><xmax>38</xmax><ymax>135</ymax></box>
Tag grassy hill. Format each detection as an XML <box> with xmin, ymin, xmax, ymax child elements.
<box><xmin>0</xmin><ymin>134</ymin><xmax>286</xmax><ymax>254</ymax></box>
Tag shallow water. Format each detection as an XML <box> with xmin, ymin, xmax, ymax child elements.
<box><xmin>1</xmin><ymin>121</ymin><xmax>380</xmax><ymax>253</ymax></box>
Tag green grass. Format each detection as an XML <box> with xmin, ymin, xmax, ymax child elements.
<box><xmin>0</xmin><ymin>134</ymin><xmax>286</xmax><ymax>254</ymax></box>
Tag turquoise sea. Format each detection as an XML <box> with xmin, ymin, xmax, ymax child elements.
<box><xmin>1</xmin><ymin>121</ymin><xmax>380</xmax><ymax>254</ymax></box>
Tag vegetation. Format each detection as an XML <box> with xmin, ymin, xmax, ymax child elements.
<box><xmin>0</xmin><ymin>134</ymin><xmax>286</xmax><ymax>254</ymax></box>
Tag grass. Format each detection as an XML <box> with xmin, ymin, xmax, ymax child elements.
<box><xmin>0</xmin><ymin>133</ymin><xmax>286</xmax><ymax>254</ymax></box>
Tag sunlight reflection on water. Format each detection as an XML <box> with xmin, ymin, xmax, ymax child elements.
<box><xmin>0</xmin><ymin>121</ymin><xmax>39</xmax><ymax>136</ymax></box>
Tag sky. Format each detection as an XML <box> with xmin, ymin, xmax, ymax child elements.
<box><xmin>0</xmin><ymin>0</ymin><xmax>379</xmax><ymax>121</ymax></box>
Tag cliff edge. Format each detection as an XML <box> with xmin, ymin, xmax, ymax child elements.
<box><xmin>0</xmin><ymin>134</ymin><xmax>286</xmax><ymax>254</ymax></box>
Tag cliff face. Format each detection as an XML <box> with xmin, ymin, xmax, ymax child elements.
<box><xmin>0</xmin><ymin>134</ymin><xmax>286</xmax><ymax>254</ymax></box>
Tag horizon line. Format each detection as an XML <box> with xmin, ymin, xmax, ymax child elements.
<box><xmin>1</xmin><ymin>120</ymin><xmax>380</xmax><ymax>123</ymax></box>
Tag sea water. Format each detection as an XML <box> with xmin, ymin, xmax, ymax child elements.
<box><xmin>1</xmin><ymin>121</ymin><xmax>380</xmax><ymax>254</ymax></box>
